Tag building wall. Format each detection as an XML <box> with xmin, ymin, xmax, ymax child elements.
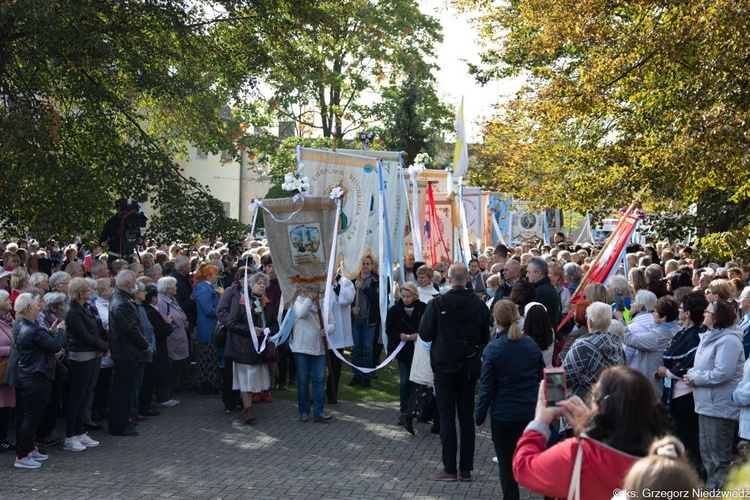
<box><xmin>177</xmin><ymin>145</ymin><xmax>272</xmax><ymax>224</ymax></box>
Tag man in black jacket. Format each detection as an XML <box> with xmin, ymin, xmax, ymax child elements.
<box><xmin>527</xmin><ymin>256</ymin><xmax>561</xmax><ymax>327</ymax></box>
<box><xmin>108</xmin><ymin>270</ymin><xmax>150</xmax><ymax>436</ymax></box>
<box><xmin>419</xmin><ymin>263</ymin><xmax>490</xmax><ymax>482</ymax></box>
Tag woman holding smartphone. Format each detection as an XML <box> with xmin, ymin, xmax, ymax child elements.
<box><xmin>475</xmin><ymin>299</ymin><xmax>544</xmax><ymax>499</ymax></box>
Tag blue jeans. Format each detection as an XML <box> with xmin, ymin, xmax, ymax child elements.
<box><xmin>351</xmin><ymin>319</ymin><xmax>375</xmax><ymax>380</ymax></box>
<box><xmin>398</xmin><ymin>360</ymin><xmax>412</xmax><ymax>418</ymax></box>
<box><xmin>294</xmin><ymin>353</ymin><xmax>326</xmax><ymax>418</ymax></box>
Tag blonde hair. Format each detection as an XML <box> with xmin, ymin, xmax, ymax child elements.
<box><xmin>68</xmin><ymin>277</ymin><xmax>92</xmax><ymax>301</ymax></box>
<box><xmin>623</xmin><ymin>436</ymin><xmax>702</xmax><ymax>497</ymax></box>
<box><xmin>400</xmin><ymin>282</ymin><xmax>418</xmax><ymax>299</ymax></box>
<box><xmin>584</xmin><ymin>283</ymin><xmax>610</xmax><ymax>304</ymax></box>
<box><xmin>416</xmin><ymin>265</ymin><xmax>434</xmax><ymax>279</ymax></box>
<box><xmin>493</xmin><ymin>299</ymin><xmax>522</xmax><ymax>340</ymax></box>
<box><xmin>707</xmin><ymin>279</ymin><xmax>735</xmax><ymax>301</ymax></box>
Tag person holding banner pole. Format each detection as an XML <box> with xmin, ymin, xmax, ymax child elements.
<box><xmin>290</xmin><ymin>290</ymin><xmax>335</xmax><ymax>423</ymax></box>
<box><xmin>350</xmin><ymin>255</ymin><xmax>380</xmax><ymax>388</ymax></box>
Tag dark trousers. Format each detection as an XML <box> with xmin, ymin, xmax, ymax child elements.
<box><xmin>153</xmin><ymin>353</ymin><xmax>172</xmax><ymax>403</ymax></box>
<box><xmin>36</xmin><ymin>380</ymin><xmax>62</xmax><ymax>439</ymax></box>
<box><xmin>139</xmin><ymin>362</ymin><xmax>156</xmax><ymax>413</ymax></box>
<box><xmin>277</xmin><ymin>341</ymin><xmax>296</xmax><ymax>387</ymax></box>
<box><xmin>397</xmin><ymin>360</ymin><xmax>413</xmax><ymax>418</ymax></box>
<box><xmin>221</xmin><ymin>357</ymin><xmax>241</xmax><ymax>411</ymax></box>
<box><xmin>17</xmin><ymin>373</ymin><xmax>52</xmax><ymax>459</ymax></box>
<box><xmin>326</xmin><ymin>349</ymin><xmax>344</xmax><ymax>402</ymax></box>
<box><xmin>171</xmin><ymin>358</ymin><xmax>193</xmax><ymax>391</ymax></box>
<box><xmin>0</xmin><ymin>406</ymin><xmax>12</xmax><ymax>443</ymax></box>
<box><xmin>109</xmin><ymin>359</ymin><xmax>138</xmax><ymax>434</ymax></box>
<box><xmin>491</xmin><ymin>419</ymin><xmax>529</xmax><ymax>500</ymax></box>
<box><xmin>93</xmin><ymin>366</ymin><xmax>113</xmax><ymax>419</ymax></box>
<box><xmin>434</xmin><ymin>375</ymin><xmax>477</xmax><ymax>474</ymax></box>
<box><xmin>66</xmin><ymin>358</ymin><xmax>97</xmax><ymax>437</ymax></box>
<box><xmin>672</xmin><ymin>392</ymin><xmax>702</xmax><ymax>470</ymax></box>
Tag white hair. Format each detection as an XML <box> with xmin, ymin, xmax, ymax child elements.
<box><xmin>14</xmin><ymin>292</ymin><xmax>38</xmax><ymax>314</ymax></box>
<box><xmin>157</xmin><ymin>276</ymin><xmax>177</xmax><ymax>294</ymax></box>
<box><xmin>115</xmin><ymin>269</ymin><xmax>136</xmax><ymax>288</ymax></box>
<box><xmin>586</xmin><ymin>302</ymin><xmax>613</xmax><ymax>332</ymax></box>
<box><xmin>633</xmin><ymin>289</ymin><xmax>658</xmax><ymax>312</ymax></box>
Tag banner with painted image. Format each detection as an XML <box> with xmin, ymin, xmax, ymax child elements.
<box><xmin>262</xmin><ymin>197</ymin><xmax>337</xmax><ymax>306</ymax></box>
<box><xmin>488</xmin><ymin>193</ymin><xmax>512</xmax><ymax>245</ymax></box>
<box><xmin>462</xmin><ymin>187</ymin><xmax>484</xmax><ymax>246</ymax></box>
<box><xmin>512</xmin><ymin>201</ymin><xmax>545</xmax><ymax>243</ymax></box>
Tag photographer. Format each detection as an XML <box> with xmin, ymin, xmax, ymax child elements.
<box><xmin>100</xmin><ymin>199</ymin><xmax>147</xmax><ymax>264</ymax></box>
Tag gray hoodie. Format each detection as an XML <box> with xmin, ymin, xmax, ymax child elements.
<box><xmin>687</xmin><ymin>327</ymin><xmax>745</xmax><ymax>420</ymax></box>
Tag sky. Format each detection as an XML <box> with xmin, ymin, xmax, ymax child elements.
<box><xmin>419</xmin><ymin>0</ymin><xmax>524</xmax><ymax>141</ymax></box>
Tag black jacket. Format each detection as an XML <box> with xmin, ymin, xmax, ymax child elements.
<box><xmin>533</xmin><ymin>276</ymin><xmax>561</xmax><ymax>326</ymax></box>
<box><xmin>353</xmin><ymin>272</ymin><xmax>383</xmax><ymax>326</ymax></box>
<box><xmin>109</xmin><ymin>288</ymin><xmax>150</xmax><ymax>361</ymax></box>
<box><xmin>13</xmin><ymin>317</ymin><xmax>66</xmax><ymax>380</ymax></box>
<box><xmin>145</xmin><ymin>304</ymin><xmax>173</xmax><ymax>363</ymax></box>
<box><xmin>65</xmin><ymin>300</ymin><xmax>108</xmax><ymax>353</ymax></box>
<box><xmin>385</xmin><ymin>299</ymin><xmax>426</xmax><ymax>364</ymax></box>
<box><xmin>170</xmin><ymin>270</ymin><xmax>196</xmax><ymax>326</ymax></box>
<box><xmin>419</xmin><ymin>286</ymin><xmax>491</xmax><ymax>378</ymax></box>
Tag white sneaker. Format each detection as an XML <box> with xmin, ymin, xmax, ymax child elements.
<box><xmin>76</xmin><ymin>433</ymin><xmax>99</xmax><ymax>448</ymax></box>
<box><xmin>63</xmin><ymin>436</ymin><xmax>87</xmax><ymax>452</ymax></box>
<box><xmin>157</xmin><ymin>399</ymin><xmax>180</xmax><ymax>408</ymax></box>
<box><xmin>492</xmin><ymin>456</ymin><xmax>498</xmax><ymax>464</ymax></box>
<box><xmin>15</xmin><ymin>455</ymin><xmax>42</xmax><ymax>469</ymax></box>
<box><xmin>30</xmin><ymin>448</ymin><xmax>48</xmax><ymax>461</ymax></box>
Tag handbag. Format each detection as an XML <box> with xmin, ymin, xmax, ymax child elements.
<box><xmin>567</xmin><ymin>438</ymin><xmax>583</xmax><ymax>500</ymax></box>
<box><xmin>211</xmin><ymin>323</ymin><xmax>227</xmax><ymax>348</ymax></box>
<box><xmin>262</xmin><ymin>341</ymin><xmax>279</xmax><ymax>364</ymax></box>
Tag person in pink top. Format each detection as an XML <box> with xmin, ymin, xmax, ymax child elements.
<box><xmin>513</xmin><ymin>366</ymin><xmax>671</xmax><ymax>500</ymax></box>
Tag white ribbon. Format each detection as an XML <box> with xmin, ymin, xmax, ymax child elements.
<box><xmin>242</xmin><ymin>265</ymin><xmax>269</xmax><ymax>354</ymax></box>
<box><xmin>408</xmin><ymin>171</ymin><xmax>423</xmax><ymax>260</ymax></box>
<box><xmin>248</xmin><ymin>196</ymin><xmax>306</xmax><ymax>223</ymax></box>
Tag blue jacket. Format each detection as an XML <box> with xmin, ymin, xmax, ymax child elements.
<box><xmin>474</xmin><ymin>330</ymin><xmax>544</xmax><ymax>425</ymax></box>
<box><xmin>194</xmin><ymin>281</ymin><xmax>219</xmax><ymax>343</ymax></box>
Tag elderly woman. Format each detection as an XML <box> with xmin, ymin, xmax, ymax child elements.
<box><xmin>685</xmin><ymin>299</ymin><xmax>744</xmax><ymax>490</ymax></box>
<box><xmin>475</xmin><ymin>299</ymin><xmax>544</xmax><ymax>500</ymax></box>
<box><xmin>563</xmin><ymin>262</ymin><xmax>583</xmax><ymax>296</ymax></box>
<box><xmin>141</xmin><ymin>285</ymin><xmax>172</xmax><ymax>417</ymax></box>
<box><xmin>291</xmin><ymin>288</ymin><xmax>335</xmax><ymax>423</ymax></box>
<box><xmin>62</xmin><ymin>277</ymin><xmax>108</xmax><ymax>452</ymax></box>
<box><xmin>12</xmin><ymin>293</ymin><xmax>66</xmax><ymax>469</ymax></box>
<box><xmin>0</xmin><ymin>290</ymin><xmax>16</xmax><ymax>452</ymax></box>
<box><xmin>29</xmin><ymin>273</ymin><xmax>50</xmax><ymax>294</ymax></box>
<box><xmin>654</xmin><ymin>291</ymin><xmax>707</xmax><ymax>471</ymax></box>
<box><xmin>193</xmin><ymin>264</ymin><xmax>220</xmax><ymax>394</ymax></box>
<box><xmin>620</xmin><ymin>295</ymin><xmax>681</xmax><ymax>399</ymax></box>
<box><xmin>155</xmin><ymin>277</ymin><xmax>185</xmax><ymax>408</ymax></box>
<box><xmin>415</xmin><ymin>265</ymin><xmax>439</xmax><ymax>304</ymax></box>
<box><xmin>562</xmin><ymin>302</ymin><xmax>625</xmax><ymax>402</ymax></box>
<box><xmin>48</xmin><ymin>271</ymin><xmax>71</xmax><ymax>297</ymax></box>
<box><xmin>548</xmin><ymin>261</ymin><xmax>571</xmax><ymax>314</ymax></box>
<box><xmin>385</xmin><ymin>283</ymin><xmax>426</xmax><ymax>426</ymax></box>
<box><xmin>629</xmin><ymin>267</ymin><xmax>648</xmax><ymax>295</ymax></box>
<box><xmin>9</xmin><ymin>268</ymin><xmax>30</xmax><ymax>317</ymax></box>
<box><xmin>622</xmin><ymin>289</ymin><xmax>657</xmax><ymax>370</ymax></box>
<box><xmin>227</xmin><ymin>272</ymin><xmax>278</xmax><ymax>424</ymax></box>
<box><xmin>130</xmin><ymin>281</ymin><xmax>156</xmax><ymax>423</ymax></box>
<box><xmin>704</xmin><ymin>279</ymin><xmax>735</xmax><ymax>304</ymax></box>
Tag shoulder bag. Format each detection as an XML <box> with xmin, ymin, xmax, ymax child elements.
<box><xmin>567</xmin><ymin>439</ymin><xmax>583</xmax><ymax>500</ymax></box>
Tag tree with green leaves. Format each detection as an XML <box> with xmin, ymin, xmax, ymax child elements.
<box><xmin>457</xmin><ymin>0</ymin><xmax>750</xmax><ymax>258</ymax></box>
<box><xmin>0</xmin><ymin>0</ymin><xmax>268</xmax><ymax>243</ymax></box>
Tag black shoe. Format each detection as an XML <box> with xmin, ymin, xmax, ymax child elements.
<box><xmin>361</xmin><ymin>379</ymin><xmax>371</xmax><ymax>388</ymax></box>
<box><xmin>84</xmin><ymin>422</ymin><xmax>103</xmax><ymax>431</ymax></box>
<box><xmin>0</xmin><ymin>440</ymin><xmax>16</xmax><ymax>452</ymax></box>
<box><xmin>314</xmin><ymin>413</ymin><xmax>333</xmax><ymax>423</ymax></box>
<box><xmin>328</xmin><ymin>398</ymin><xmax>338</xmax><ymax>404</ymax></box>
<box><xmin>404</xmin><ymin>421</ymin><xmax>415</xmax><ymax>435</ymax></box>
<box><xmin>299</xmin><ymin>414</ymin><xmax>309</xmax><ymax>422</ymax></box>
<box><xmin>110</xmin><ymin>428</ymin><xmax>139</xmax><ymax>437</ymax></box>
<box><xmin>348</xmin><ymin>378</ymin><xmax>361</xmax><ymax>387</ymax></box>
<box><xmin>430</xmin><ymin>421</ymin><xmax>440</xmax><ymax>434</ymax></box>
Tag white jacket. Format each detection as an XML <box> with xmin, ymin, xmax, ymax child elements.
<box><xmin>328</xmin><ymin>277</ymin><xmax>354</xmax><ymax>349</ymax></box>
<box><xmin>624</xmin><ymin>311</ymin><xmax>654</xmax><ymax>370</ymax></box>
<box><xmin>291</xmin><ymin>296</ymin><xmax>335</xmax><ymax>356</ymax></box>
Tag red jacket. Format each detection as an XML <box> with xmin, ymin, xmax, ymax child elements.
<box><xmin>513</xmin><ymin>428</ymin><xmax>639</xmax><ymax>500</ymax></box>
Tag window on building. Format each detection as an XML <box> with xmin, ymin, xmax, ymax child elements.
<box><xmin>222</xmin><ymin>202</ymin><xmax>231</xmax><ymax>217</ymax></box>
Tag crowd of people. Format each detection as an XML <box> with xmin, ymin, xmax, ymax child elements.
<box><xmin>2</xmin><ymin>233</ymin><xmax>750</xmax><ymax>497</ymax></box>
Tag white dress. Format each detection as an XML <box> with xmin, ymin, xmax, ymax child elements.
<box><xmin>232</xmin><ymin>362</ymin><xmax>270</xmax><ymax>393</ymax></box>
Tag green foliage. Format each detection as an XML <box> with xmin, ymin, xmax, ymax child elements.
<box><xmin>0</xmin><ymin>0</ymin><xmax>261</xmax><ymax>243</ymax></box>
<box><xmin>458</xmin><ymin>0</ymin><xmax>750</xmax><ymax>255</ymax></box>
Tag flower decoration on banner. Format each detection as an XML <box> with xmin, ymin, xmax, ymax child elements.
<box><xmin>620</xmin><ymin>206</ymin><xmax>647</xmax><ymax>221</ymax></box>
<box><xmin>407</xmin><ymin>152</ymin><xmax>431</xmax><ymax>176</ymax></box>
<box><xmin>329</xmin><ymin>186</ymin><xmax>344</xmax><ymax>200</ymax></box>
<box><xmin>282</xmin><ymin>171</ymin><xmax>310</xmax><ymax>197</ymax></box>
<box><xmin>359</xmin><ymin>129</ymin><xmax>375</xmax><ymax>147</ymax></box>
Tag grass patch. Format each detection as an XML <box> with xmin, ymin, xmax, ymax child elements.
<box><xmin>273</xmin><ymin>353</ymin><xmax>400</xmax><ymax>404</ymax></box>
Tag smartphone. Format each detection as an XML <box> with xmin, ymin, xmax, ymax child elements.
<box><xmin>544</xmin><ymin>367</ymin><xmax>567</xmax><ymax>407</ymax></box>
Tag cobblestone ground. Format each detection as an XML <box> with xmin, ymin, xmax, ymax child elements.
<box><xmin>2</xmin><ymin>395</ymin><xmax>542</xmax><ymax>499</ymax></box>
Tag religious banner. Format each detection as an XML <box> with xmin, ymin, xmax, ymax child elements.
<box><xmin>488</xmin><ymin>193</ymin><xmax>512</xmax><ymax>245</ymax></box>
<box><xmin>262</xmin><ymin>197</ymin><xmax>337</xmax><ymax>307</ymax></box>
<box><xmin>300</xmin><ymin>147</ymin><xmax>397</xmax><ymax>279</ymax></box>
<box><xmin>462</xmin><ymin>186</ymin><xmax>484</xmax><ymax>246</ymax></box>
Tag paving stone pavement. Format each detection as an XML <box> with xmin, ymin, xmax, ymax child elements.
<box><xmin>2</xmin><ymin>395</ymin><xmax>542</xmax><ymax>499</ymax></box>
